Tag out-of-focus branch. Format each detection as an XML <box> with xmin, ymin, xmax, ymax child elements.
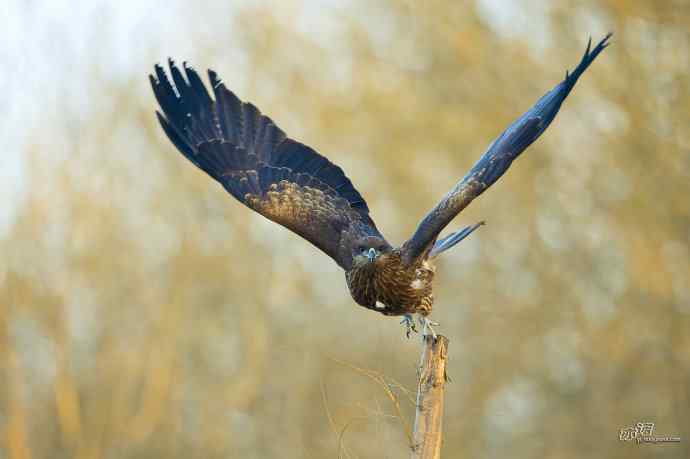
<box><xmin>410</xmin><ymin>335</ymin><xmax>449</xmax><ymax>459</ymax></box>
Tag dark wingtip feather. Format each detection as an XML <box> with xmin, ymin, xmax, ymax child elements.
<box><xmin>523</xmin><ymin>33</ymin><xmax>611</xmax><ymax>136</ymax></box>
<box><xmin>208</xmin><ymin>69</ymin><xmax>221</xmax><ymax>88</ymax></box>
<box><xmin>566</xmin><ymin>33</ymin><xmax>612</xmax><ymax>86</ymax></box>
<box><xmin>155</xmin><ymin>110</ymin><xmax>197</xmax><ymax>165</ymax></box>
<box><xmin>154</xmin><ymin>63</ymin><xmax>168</xmax><ymax>88</ymax></box>
<box><xmin>148</xmin><ymin>73</ymin><xmax>157</xmax><ymax>89</ymax></box>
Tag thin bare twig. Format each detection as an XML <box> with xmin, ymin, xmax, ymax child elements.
<box><xmin>327</xmin><ymin>356</ymin><xmax>415</xmax><ymax>446</ymax></box>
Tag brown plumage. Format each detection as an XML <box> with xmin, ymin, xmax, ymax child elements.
<box><xmin>150</xmin><ymin>34</ymin><xmax>611</xmax><ymax>335</ymax></box>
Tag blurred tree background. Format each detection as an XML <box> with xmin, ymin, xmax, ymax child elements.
<box><xmin>1</xmin><ymin>0</ymin><xmax>689</xmax><ymax>458</ymax></box>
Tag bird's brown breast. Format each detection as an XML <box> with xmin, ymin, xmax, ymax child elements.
<box><xmin>346</xmin><ymin>251</ymin><xmax>435</xmax><ymax>316</ymax></box>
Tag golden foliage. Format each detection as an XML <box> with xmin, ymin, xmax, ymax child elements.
<box><xmin>1</xmin><ymin>0</ymin><xmax>689</xmax><ymax>458</ymax></box>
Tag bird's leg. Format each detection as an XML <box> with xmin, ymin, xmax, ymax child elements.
<box><xmin>400</xmin><ymin>314</ymin><xmax>418</xmax><ymax>338</ymax></box>
<box><xmin>418</xmin><ymin>315</ymin><xmax>439</xmax><ymax>340</ymax></box>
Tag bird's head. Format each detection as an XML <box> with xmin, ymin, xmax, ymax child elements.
<box><xmin>351</xmin><ymin>236</ymin><xmax>391</xmax><ymax>268</ymax></box>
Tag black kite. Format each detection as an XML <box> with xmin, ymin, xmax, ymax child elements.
<box><xmin>150</xmin><ymin>34</ymin><xmax>611</xmax><ymax>336</ymax></box>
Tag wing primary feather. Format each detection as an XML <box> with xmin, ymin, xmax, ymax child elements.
<box><xmin>184</xmin><ymin>63</ymin><xmax>213</xmax><ymax>109</ymax></box>
<box><xmin>155</xmin><ymin>111</ymin><xmax>197</xmax><ymax>165</ymax></box>
<box><xmin>211</xmin><ymin>74</ymin><xmax>243</xmax><ymax>143</ymax></box>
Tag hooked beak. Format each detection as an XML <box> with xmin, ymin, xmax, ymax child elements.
<box><xmin>367</xmin><ymin>247</ymin><xmax>377</xmax><ymax>262</ymax></box>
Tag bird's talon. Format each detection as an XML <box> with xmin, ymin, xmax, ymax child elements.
<box><xmin>401</xmin><ymin>314</ymin><xmax>417</xmax><ymax>338</ymax></box>
<box><xmin>419</xmin><ymin>316</ymin><xmax>439</xmax><ymax>339</ymax></box>
<box><xmin>418</xmin><ymin>316</ymin><xmax>439</xmax><ymax>327</ymax></box>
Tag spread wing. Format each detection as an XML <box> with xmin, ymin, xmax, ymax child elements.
<box><xmin>150</xmin><ymin>60</ymin><xmax>385</xmax><ymax>269</ymax></box>
<box><xmin>402</xmin><ymin>34</ymin><xmax>612</xmax><ymax>264</ymax></box>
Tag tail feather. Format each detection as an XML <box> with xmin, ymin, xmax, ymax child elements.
<box><xmin>429</xmin><ymin>221</ymin><xmax>485</xmax><ymax>258</ymax></box>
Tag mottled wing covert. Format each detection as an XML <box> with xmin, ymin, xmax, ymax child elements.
<box><xmin>402</xmin><ymin>34</ymin><xmax>612</xmax><ymax>264</ymax></box>
<box><xmin>150</xmin><ymin>61</ymin><xmax>384</xmax><ymax>269</ymax></box>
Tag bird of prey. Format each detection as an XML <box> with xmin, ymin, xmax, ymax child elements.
<box><xmin>150</xmin><ymin>34</ymin><xmax>611</xmax><ymax>337</ymax></box>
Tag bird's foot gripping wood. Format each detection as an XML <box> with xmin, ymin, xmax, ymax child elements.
<box><xmin>419</xmin><ymin>316</ymin><xmax>439</xmax><ymax>340</ymax></box>
<box><xmin>401</xmin><ymin>314</ymin><xmax>418</xmax><ymax>338</ymax></box>
<box><xmin>401</xmin><ymin>314</ymin><xmax>439</xmax><ymax>339</ymax></box>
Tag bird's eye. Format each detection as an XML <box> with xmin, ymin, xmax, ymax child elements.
<box><xmin>358</xmin><ymin>245</ymin><xmax>366</xmax><ymax>252</ymax></box>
